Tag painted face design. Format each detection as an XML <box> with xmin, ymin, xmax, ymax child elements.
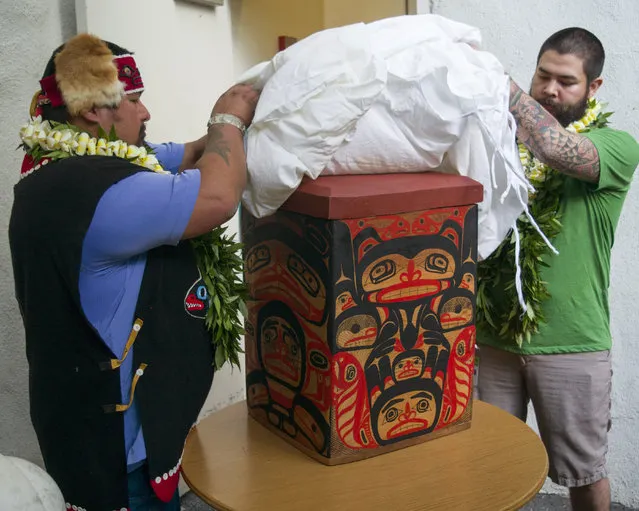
<box><xmin>392</xmin><ymin>351</ymin><xmax>425</xmax><ymax>382</ymax></box>
<box><xmin>245</xmin><ymin>241</ymin><xmax>326</xmax><ymax>323</ymax></box>
<box><xmin>459</xmin><ymin>272</ymin><xmax>475</xmax><ymax>293</ymax></box>
<box><xmin>371</xmin><ymin>380</ymin><xmax>442</xmax><ymax>444</ymax></box>
<box><xmin>439</xmin><ymin>295</ymin><xmax>473</xmax><ymax>331</ymax></box>
<box><xmin>352</xmin><ymin>219</ymin><xmax>462</xmax><ymax>307</ymax></box>
<box><xmin>335</xmin><ymin>290</ymin><xmax>357</xmax><ymax>317</ymax></box>
<box><xmin>377</xmin><ymin>391</ymin><xmax>436</xmax><ymax>439</ymax></box>
<box><xmin>260</xmin><ymin>316</ymin><xmax>303</xmax><ymax>388</ymax></box>
<box><xmin>184</xmin><ymin>274</ymin><xmax>209</xmax><ymax>319</ymax></box>
<box><xmin>361</xmin><ymin>248</ymin><xmax>456</xmax><ymax>304</ymax></box>
<box><xmin>364</xmin><ymin>307</ymin><xmax>450</xmax><ymax>445</ymax></box>
<box><xmin>336</xmin><ymin>313</ymin><xmax>379</xmax><ymax>350</ymax></box>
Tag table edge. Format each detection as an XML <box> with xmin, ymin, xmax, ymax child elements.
<box><xmin>182</xmin><ymin>400</ymin><xmax>549</xmax><ymax>511</ymax></box>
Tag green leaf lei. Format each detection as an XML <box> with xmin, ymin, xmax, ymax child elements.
<box><xmin>476</xmin><ymin>98</ymin><xmax>612</xmax><ymax>346</ymax></box>
<box><xmin>191</xmin><ymin>227</ymin><xmax>247</xmax><ymax>370</ymax></box>
<box><xmin>19</xmin><ymin>118</ymin><xmax>246</xmax><ymax>370</ymax></box>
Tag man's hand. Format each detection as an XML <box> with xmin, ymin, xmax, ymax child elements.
<box><xmin>180</xmin><ymin>85</ymin><xmax>260</xmax><ymax>172</ymax></box>
<box><xmin>181</xmin><ymin>85</ymin><xmax>260</xmax><ymax>239</ymax></box>
<box><xmin>509</xmin><ymin>78</ymin><xmax>600</xmax><ymax>184</ymax></box>
<box><xmin>212</xmin><ymin>84</ymin><xmax>260</xmax><ymax>127</ymax></box>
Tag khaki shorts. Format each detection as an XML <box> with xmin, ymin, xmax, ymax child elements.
<box><xmin>476</xmin><ymin>345</ymin><xmax>612</xmax><ymax>488</ymax></box>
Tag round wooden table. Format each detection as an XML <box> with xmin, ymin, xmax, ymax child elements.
<box><xmin>182</xmin><ymin>400</ymin><xmax>548</xmax><ymax>511</ymax></box>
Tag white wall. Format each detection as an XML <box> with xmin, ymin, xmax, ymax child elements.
<box><xmin>0</xmin><ymin>0</ymin><xmax>76</xmax><ymax>466</ymax></box>
<box><xmin>417</xmin><ymin>0</ymin><xmax>639</xmax><ymax>506</ymax></box>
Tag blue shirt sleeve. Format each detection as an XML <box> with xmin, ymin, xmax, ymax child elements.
<box><xmin>147</xmin><ymin>142</ymin><xmax>186</xmax><ymax>175</ymax></box>
<box><xmin>82</xmin><ymin>169</ymin><xmax>201</xmax><ymax>268</ymax></box>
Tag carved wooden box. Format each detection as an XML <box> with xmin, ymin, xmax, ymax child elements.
<box><xmin>241</xmin><ymin>172</ymin><xmax>483</xmax><ymax>464</ymax></box>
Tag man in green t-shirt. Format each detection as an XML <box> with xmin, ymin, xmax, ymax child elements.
<box><xmin>477</xmin><ymin>28</ymin><xmax>639</xmax><ymax>511</ymax></box>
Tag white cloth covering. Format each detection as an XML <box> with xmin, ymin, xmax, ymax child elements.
<box><xmin>239</xmin><ymin>14</ymin><xmax>533</xmax><ymax>262</ymax></box>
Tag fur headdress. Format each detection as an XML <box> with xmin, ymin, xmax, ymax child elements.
<box><xmin>35</xmin><ymin>33</ymin><xmax>145</xmax><ymax>117</ymax></box>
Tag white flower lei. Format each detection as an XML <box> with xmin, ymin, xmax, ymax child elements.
<box><xmin>17</xmin><ymin>115</ymin><xmax>246</xmax><ymax>370</ymax></box>
<box><xmin>19</xmin><ymin>116</ymin><xmax>168</xmax><ymax>177</ymax></box>
<box><xmin>519</xmin><ymin>98</ymin><xmax>604</xmax><ymax>185</ymax></box>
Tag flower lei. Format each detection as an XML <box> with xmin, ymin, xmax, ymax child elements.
<box><xmin>20</xmin><ymin>117</ymin><xmax>166</xmax><ymax>175</ymax></box>
<box><xmin>19</xmin><ymin>117</ymin><xmax>246</xmax><ymax>370</ymax></box>
<box><xmin>477</xmin><ymin>98</ymin><xmax>612</xmax><ymax>346</ymax></box>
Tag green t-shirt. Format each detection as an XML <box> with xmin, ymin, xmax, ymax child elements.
<box><xmin>479</xmin><ymin>127</ymin><xmax>639</xmax><ymax>354</ymax></box>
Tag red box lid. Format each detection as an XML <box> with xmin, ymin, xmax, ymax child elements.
<box><xmin>280</xmin><ymin>172</ymin><xmax>483</xmax><ymax>219</ymax></box>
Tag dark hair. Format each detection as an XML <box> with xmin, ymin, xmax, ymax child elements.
<box><xmin>39</xmin><ymin>39</ymin><xmax>133</xmax><ymax>123</ymax></box>
<box><xmin>537</xmin><ymin>27</ymin><xmax>605</xmax><ymax>83</ymax></box>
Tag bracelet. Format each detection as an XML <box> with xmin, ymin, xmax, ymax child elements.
<box><xmin>206</xmin><ymin>113</ymin><xmax>246</xmax><ymax>134</ymax></box>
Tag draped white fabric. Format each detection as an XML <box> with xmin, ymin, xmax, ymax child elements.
<box><xmin>239</xmin><ymin>14</ymin><xmax>532</xmax><ymax>261</ymax></box>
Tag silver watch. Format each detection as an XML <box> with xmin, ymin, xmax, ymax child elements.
<box><xmin>206</xmin><ymin>113</ymin><xmax>246</xmax><ymax>134</ymax></box>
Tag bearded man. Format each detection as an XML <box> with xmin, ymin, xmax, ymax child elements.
<box><xmin>477</xmin><ymin>27</ymin><xmax>639</xmax><ymax>511</ymax></box>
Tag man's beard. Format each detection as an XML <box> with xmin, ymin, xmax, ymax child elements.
<box><xmin>531</xmin><ymin>91</ymin><xmax>589</xmax><ymax>127</ymax></box>
<box><xmin>138</xmin><ymin>125</ymin><xmax>147</xmax><ymax>146</ymax></box>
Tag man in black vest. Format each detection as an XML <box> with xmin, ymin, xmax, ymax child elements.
<box><xmin>9</xmin><ymin>33</ymin><xmax>258</xmax><ymax>510</ymax></box>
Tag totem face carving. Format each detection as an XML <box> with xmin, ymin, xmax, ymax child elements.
<box><xmin>242</xmin><ymin>205</ymin><xmax>477</xmax><ymax>458</ymax></box>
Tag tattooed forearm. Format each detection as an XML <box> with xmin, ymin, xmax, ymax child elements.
<box><xmin>509</xmin><ymin>81</ymin><xmax>524</xmax><ymax>111</ymax></box>
<box><xmin>509</xmin><ymin>79</ymin><xmax>600</xmax><ymax>183</ymax></box>
<box><xmin>203</xmin><ymin>125</ymin><xmax>231</xmax><ymax>166</ymax></box>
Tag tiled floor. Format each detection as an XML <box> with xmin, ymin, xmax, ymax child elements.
<box><xmin>519</xmin><ymin>493</ymin><xmax>635</xmax><ymax>511</ymax></box>
<box><xmin>181</xmin><ymin>490</ymin><xmax>637</xmax><ymax>510</ymax></box>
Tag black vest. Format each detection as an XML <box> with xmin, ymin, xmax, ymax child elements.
<box><xmin>9</xmin><ymin>156</ymin><xmax>214</xmax><ymax>510</ymax></box>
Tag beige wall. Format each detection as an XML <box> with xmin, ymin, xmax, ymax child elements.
<box><xmin>232</xmin><ymin>0</ymin><xmax>409</xmax><ymax>75</ymax></box>
<box><xmin>231</xmin><ymin>0</ymin><xmax>324</xmax><ymax>74</ymax></box>
<box><xmin>323</xmin><ymin>0</ymin><xmax>407</xmax><ymax>29</ymax></box>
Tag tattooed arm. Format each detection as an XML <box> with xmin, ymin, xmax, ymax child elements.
<box><xmin>509</xmin><ymin>78</ymin><xmax>600</xmax><ymax>183</ymax></box>
<box><xmin>182</xmin><ymin>84</ymin><xmax>259</xmax><ymax>239</ymax></box>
